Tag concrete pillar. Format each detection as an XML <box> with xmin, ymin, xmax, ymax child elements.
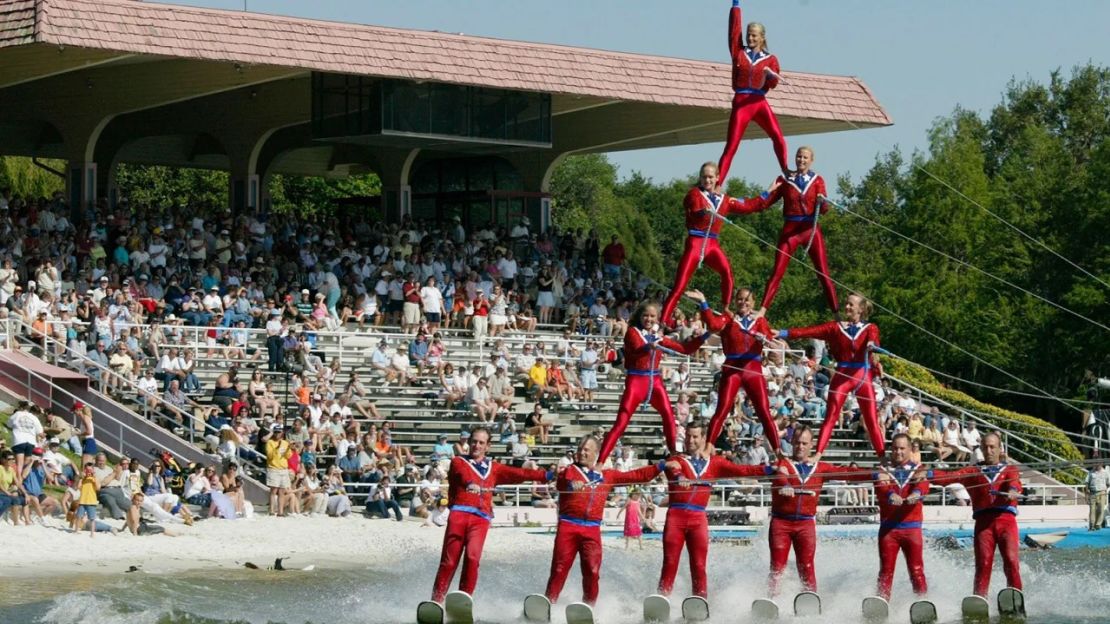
<box><xmin>371</xmin><ymin>148</ymin><xmax>420</xmax><ymax>224</ymax></box>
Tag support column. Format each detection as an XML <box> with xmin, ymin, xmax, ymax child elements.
<box><xmin>503</xmin><ymin>151</ymin><xmax>565</xmax><ymax>233</ymax></box>
<box><xmin>372</xmin><ymin>148</ymin><xmax>420</xmax><ymax>225</ymax></box>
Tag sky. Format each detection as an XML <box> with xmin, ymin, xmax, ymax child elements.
<box><xmin>153</xmin><ymin>0</ymin><xmax>1110</xmax><ymax>188</ymax></box>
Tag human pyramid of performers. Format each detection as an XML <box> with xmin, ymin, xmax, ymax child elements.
<box><xmin>417</xmin><ymin>3</ymin><xmax>1026</xmax><ymax>624</ymax></box>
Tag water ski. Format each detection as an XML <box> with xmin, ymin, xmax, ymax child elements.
<box><xmin>909</xmin><ymin>600</ymin><xmax>938</xmax><ymax>624</ymax></box>
<box><xmin>681</xmin><ymin>596</ymin><xmax>709</xmax><ymax>622</ymax></box>
<box><xmin>997</xmin><ymin>588</ymin><xmax>1026</xmax><ymax>620</ymax></box>
<box><xmin>416</xmin><ymin>601</ymin><xmax>445</xmax><ymax>624</ymax></box>
<box><xmin>566</xmin><ymin>602</ymin><xmax>595</xmax><ymax>624</ymax></box>
<box><xmin>524</xmin><ymin>594</ymin><xmax>551</xmax><ymax>622</ymax></box>
<box><xmin>751</xmin><ymin>599</ymin><xmax>779</xmax><ymax>620</ymax></box>
<box><xmin>643</xmin><ymin>594</ymin><xmax>671</xmax><ymax>622</ymax></box>
<box><xmin>444</xmin><ymin>591</ymin><xmax>474</xmax><ymax>624</ymax></box>
<box><xmin>861</xmin><ymin>596</ymin><xmax>889</xmax><ymax>622</ymax></box>
<box><xmin>793</xmin><ymin>592</ymin><xmax>821</xmax><ymax>617</ymax></box>
<box><xmin>960</xmin><ymin>595</ymin><xmax>990</xmax><ymax>622</ymax></box>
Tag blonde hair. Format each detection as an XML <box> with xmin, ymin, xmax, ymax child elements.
<box><xmin>699</xmin><ymin>161</ymin><xmax>718</xmax><ymax>176</ymax></box>
<box><xmin>747</xmin><ymin>22</ymin><xmax>768</xmax><ymax>52</ymax></box>
<box><xmin>796</xmin><ymin>145</ymin><xmax>815</xmax><ymax>160</ymax></box>
<box><xmin>848</xmin><ymin>293</ymin><xmax>874</xmax><ymax>319</ymax></box>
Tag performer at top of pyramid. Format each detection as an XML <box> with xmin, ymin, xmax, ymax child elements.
<box><xmin>717</xmin><ymin>0</ymin><xmax>791</xmax><ymax>186</ymax></box>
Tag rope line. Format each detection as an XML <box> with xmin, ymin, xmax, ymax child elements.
<box><xmin>823</xmin><ymin>195</ymin><xmax>1110</xmax><ymax>333</ymax></box>
<box><xmin>842</xmin><ymin>118</ymin><xmax>1110</xmax><ymax>291</ymax></box>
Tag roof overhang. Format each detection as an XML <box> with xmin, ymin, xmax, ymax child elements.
<box><xmin>0</xmin><ymin>0</ymin><xmax>891</xmax><ymax>177</ymax></box>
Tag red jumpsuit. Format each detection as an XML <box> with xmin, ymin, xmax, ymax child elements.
<box><xmin>765</xmin><ymin>459</ymin><xmax>872</xmax><ymax>596</ymax></box>
<box><xmin>598</xmin><ymin>327</ymin><xmax>709</xmax><ymax>462</ymax></box>
<box><xmin>745</xmin><ymin>172</ymin><xmax>838</xmax><ymax>314</ymax></box>
<box><xmin>779</xmin><ymin>321</ymin><xmax>885</xmax><ymax>458</ymax></box>
<box><xmin>717</xmin><ymin>1</ymin><xmax>789</xmax><ymax>182</ymax></box>
<box><xmin>545</xmin><ymin>463</ymin><xmax>663</xmax><ymax>605</ymax></box>
<box><xmin>873</xmin><ymin>464</ymin><xmax>931</xmax><ymax>600</ymax></box>
<box><xmin>932</xmin><ymin>463</ymin><xmax>1024</xmax><ymax>596</ymax></box>
<box><xmin>660</xmin><ymin>187</ymin><xmax>763</xmax><ymax>327</ymax></box>
<box><xmin>660</xmin><ymin>455</ymin><xmax>773</xmax><ymax>597</ymax></box>
<box><xmin>431</xmin><ymin>456</ymin><xmax>548</xmax><ymax>601</ymax></box>
<box><xmin>699</xmin><ymin>304</ymin><xmax>779</xmax><ymax>451</ymax></box>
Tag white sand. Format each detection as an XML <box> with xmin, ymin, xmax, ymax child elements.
<box><xmin>0</xmin><ymin>513</ymin><xmax>557</xmax><ymax>578</ymax></box>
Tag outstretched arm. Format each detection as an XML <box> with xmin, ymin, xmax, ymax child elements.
<box><xmin>493</xmin><ymin>463</ymin><xmax>549</xmax><ymax>486</ymax></box>
<box><xmin>659</xmin><ymin>331</ymin><xmax>710</xmax><ymax>356</ymax></box>
<box><xmin>606</xmin><ymin>463</ymin><xmax>666</xmax><ymax>486</ymax></box>
<box><xmin>722</xmin><ymin>178</ymin><xmax>784</xmax><ymax>218</ymax></box>
<box><xmin>775</xmin><ymin>321</ymin><xmax>837</xmax><ymax>343</ymax></box>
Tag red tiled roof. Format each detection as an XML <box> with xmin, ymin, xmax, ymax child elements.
<box><xmin>28</xmin><ymin>0</ymin><xmax>890</xmax><ymax>125</ymax></box>
<box><xmin>0</xmin><ymin>0</ymin><xmax>37</xmax><ymax>48</ymax></box>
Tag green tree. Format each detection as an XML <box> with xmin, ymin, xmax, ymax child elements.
<box><xmin>115</xmin><ymin>164</ymin><xmax>228</xmax><ymax>208</ymax></box>
<box><xmin>0</xmin><ymin>156</ymin><xmax>65</xmax><ymax>198</ymax></box>
<box><xmin>268</xmin><ymin>172</ymin><xmax>381</xmax><ymax>216</ymax></box>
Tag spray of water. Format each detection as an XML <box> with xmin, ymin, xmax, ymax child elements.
<box><xmin>18</xmin><ymin>530</ymin><xmax>1110</xmax><ymax>624</ymax></box>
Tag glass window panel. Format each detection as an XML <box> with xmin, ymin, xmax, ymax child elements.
<box><xmin>430</xmin><ymin>84</ymin><xmax>468</xmax><ymax>136</ymax></box>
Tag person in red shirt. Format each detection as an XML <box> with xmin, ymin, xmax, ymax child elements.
<box><xmin>471</xmin><ymin>292</ymin><xmax>491</xmax><ymax>341</ymax></box>
<box><xmin>657</xmin><ymin>419</ymin><xmax>776</xmax><ymax>598</ymax></box>
<box><xmin>430</xmin><ymin>427</ymin><xmax>548</xmax><ymax>602</ymax></box>
<box><xmin>598</xmin><ymin>302</ymin><xmax>709</xmax><ymax>462</ymax></box>
<box><xmin>774</xmin><ymin>293</ymin><xmax>885</xmax><ymax>459</ymax></box>
<box><xmin>760</xmin><ymin>425</ymin><xmax>872</xmax><ymax>596</ymax></box>
<box><xmin>687</xmin><ymin>288</ymin><xmax>780</xmax><ymax>452</ymax></box>
<box><xmin>872</xmin><ymin>433</ymin><xmax>930</xmax><ymax>600</ymax></box>
<box><xmin>660</xmin><ymin>162</ymin><xmax>774</xmax><ymax>327</ymax></box>
<box><xmin>742</xmin><ymin>147</ymin><xmax>838</xmax><ymax>316</ymax></box>
<box><xmin>717</xmin><ymin>0</ymin><xmax>790</xmax><ymax>184</ymax></box>
<box><xmin>544</xmin><ymin>435</ymin><xmax>665</xmax><ymax>605</ymax></box>
<box><xmin>402</xmin><ymin>274</ymin><xmax>422</xmax><ymax>334</ymax></box>
<box><xmin>601</xmin><ymin>235</ymin><xmax>627</xmax><ymax>280</ymax></box>
<box><xmin>930</xmin><ymin>432</ymin><xmax>1023</xmax><ymax>597</ymax></box>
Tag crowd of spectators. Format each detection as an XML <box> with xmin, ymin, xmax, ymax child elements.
<box><xmin>0</xmin><ymin>188</ymin><xmax>995</xmax><ymax>531</ymax></box>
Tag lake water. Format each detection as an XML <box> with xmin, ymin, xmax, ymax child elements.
<box><xmin>2</xmin><ymin>531</ymin><xmax>1109</xmax><ymax>624</ymax></box>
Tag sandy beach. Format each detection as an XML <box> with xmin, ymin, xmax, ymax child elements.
<box><xmin>0</xmin><ymin>514</ymin><xmax>559</xmax><ymax>578</ymax></box>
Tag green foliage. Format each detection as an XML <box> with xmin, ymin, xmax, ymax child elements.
<box><xmin>115</xmin><ymin>164</ymin><xmax>229</xmax><ymax>208</ymax></box>
<box><xmin>549</xmin><ymin>154</ymin><xmax>666</xmax><ymax>280</ymax></box>
<box><xmin>548</xmin><ymin>63</ymin><xmax>1109</xmax><ymax>438</ymax></box>
<box><xmin>0</xmin><ymin>156</ymin><xmax>65</xmax><ymax>198</ymax></box>
<box><xmin>268</xmin><ymin>172</ymin><xmax>381</xmax><ymax>217</ymax></box>
<box><xmin>885</xmin><ymin>359</ymin><xmax>1084</xmax><ymax>484</ymax></box>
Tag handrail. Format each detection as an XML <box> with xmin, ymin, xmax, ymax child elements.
<box><xmin>12</xmin><ymin>318</ymin><xmax>208</xmax><ymax>442</ymax></box>
<box><xmin>885</xmin><ymin>372</ymin><xmax>1075</xmax><ymax>473</ymax></box>
<box><xmin>0</xmin><ymin>354</ymin><xmax>205</xmax><ymax>465</ymax></box>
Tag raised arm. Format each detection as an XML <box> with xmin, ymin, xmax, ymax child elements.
<box><xmin>728</xmin><ymin>0</ymin><xmax>744</xmax><ymax>61</ymax></box>
<box><xmin>687</xmin><ymin>290</ymin><xmax>728</xmax><ymax>333</ymax></box>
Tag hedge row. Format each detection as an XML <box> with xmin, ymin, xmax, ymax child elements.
<box><xmin>884</xmin><ymin>359</ymin><xmax>1085</xmax><ymax>485</ymax></box>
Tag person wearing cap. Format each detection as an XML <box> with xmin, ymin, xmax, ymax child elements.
<box><xmin>265</xmin><ymin>424</ymin><xmax>294</xmax><ymax>516</ymax></box>
<box><xmin>465</xmin><ymin>377</ymin><xmax>498</xmax><ymax>424</ymax></box>
<box><xmin>430</xmin><ymin>426</ymin><xmax>548</xmax><ymax>602</ymax></box>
